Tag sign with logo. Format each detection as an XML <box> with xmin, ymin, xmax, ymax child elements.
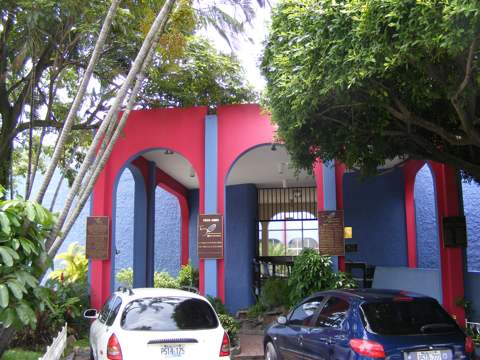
<box><xmin>198</xmin><ymin>214</ymin><xmax>224</xmax><ymax>259</ymax></box>
<box><xmin>318</xmin><ymin>210</ymin><xmax>345</xmax><ymax>256</ymax></box>
<box><xmin>86</xmin><ymin>216</ymin><xmax>110</xmax><ymax>260</ymax></box>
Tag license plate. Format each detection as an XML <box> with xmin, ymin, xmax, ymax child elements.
<box><xmin>407</xmin><ymin>350</ymin><xmax>452</xmax><ymax>360</ymax></box>
<box><xmin>160</xmin><ymin>344</ymin><xmax>185</xmax><ymax>358</ymax></box>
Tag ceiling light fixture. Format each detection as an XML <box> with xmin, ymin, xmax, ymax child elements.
<box><xmin>189</xmin><ymin>167</ymin><xmax>195</xmax><ymax>178</ymax></box>
<box><xmin>164</xmin><ymin>149</ymin><xmax>174</xmax><ymax>155</ymax></box>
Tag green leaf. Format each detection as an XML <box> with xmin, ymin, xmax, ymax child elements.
<box><xmin>7</xmin><ymin>280</ymin><xmax>24</xmax><ymax>300</ymax></box>
<box><xmin>16</xmin><ymin>302</ymin><xmax>36</xmax><ymax>326</ymax></box>
<box><xmin>0</xmin><ymin>308</ymin><xmax>16</xmax><ymax>328</ymax></box>
<box><xmin>33</xmin><ymin>202</ymin><xmax>46</xmax><ymax>223</ymax></box>
<box><xmin>18</xmin><ymin>271</ymin><xmax>38</xmax><ymax>288</ymax></box>
<box><xmin>0</xmin><ymin>285</ymin><xmax>9</xmax><ymax>308</ymax></box>
<box><xmin>0</xmin><ymin>246</ymin><xmax>13</xmax><ymax>266</ymax></box>
<box><xmin>25</xmin><ymin>203</ymin><xmax>36</xmax><ymax>222</ymax></box>
<box><xmin>0</xmin><ymin>212</ymin><xmax>10</xmax><ymax>235</ymax></box>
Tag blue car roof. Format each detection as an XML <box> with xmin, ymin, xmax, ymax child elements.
<box><xmin>308</xmin><ymin>288</ymin><xmax>433</xmax><ymax>301</ymax></box>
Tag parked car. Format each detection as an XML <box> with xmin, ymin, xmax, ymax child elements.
<box><xmin>84</xmin><ymin>287</ymin><xmax>230</xmax><ymax>360</ymax></box>
<box><xmin>264</xmin><ymin>289</ymin><xmax>474</xmax><ymax>360</ymax></box>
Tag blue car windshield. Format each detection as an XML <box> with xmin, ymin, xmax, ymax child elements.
<box><xmin>361</xmin><ymin>299</ymin><xmax>459</xmax><ymax>335</ymax></box>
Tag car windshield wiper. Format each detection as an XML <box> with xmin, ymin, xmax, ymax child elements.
<box><xmin>420</xmin><ymin>323</ymin><xmax>455</xmax><ymax>333</ymax></box>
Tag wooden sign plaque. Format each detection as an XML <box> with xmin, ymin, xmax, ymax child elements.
<box><xmin>318</xmin><ymin>210</ymin><xmax>345</xmax><ymax>256</ymax></box>
<box><xmin>86</xmin><ymin>216</ymin><xmax>110</xmax><ymax>260</ymax></box>
<box><xmin>198</xmin><ymin>214</ymin><xmax>224</xmax><ymax>259</ymax></box>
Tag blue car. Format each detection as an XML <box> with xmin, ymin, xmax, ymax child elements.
<box><xmin>264</xmin><ymin>289</ymin><xmax>474</xmax><ymax>360</ymax></box>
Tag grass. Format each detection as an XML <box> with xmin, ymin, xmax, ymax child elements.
<box><xmin>0</xmin><ymin>348</ymin><xmax>42</xmax><ymax>360</ymax></box>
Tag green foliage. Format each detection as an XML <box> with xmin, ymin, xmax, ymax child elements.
<box><xmin>206</xmin><ymin>296</ymin><xmax>239</xmax><ymax>346</ymax></box>
<box><xmin>0</xmin><ymin>186</ymin><xmax>55</xmax><ymax>330</ymax></box>
<box><xmin>0</xmin><ymin>348</ymin><xmax>42</xmax><ymax>360</ymax></box>
<box><xmin>287</xmin><ymin>249</ymin><xmax>356</xmax><ymax>306</ymax></box>
<box><xmin>13</xmin><ymin>243</ymin><xmax>90</xmax><ymax>349</ymax></box>
<box><xmin>178</xmin><ymin>263</ymin><xmax>199</xmax><ymax>288</ymax></box>
<box><xmin>246</xmin><ymin>301</ymin><xmax>267</xmax><ymax>319</ymax></box>
<box><xmin>260</xmin><ymin>277</ymin><xmax>289</xmax><ymax>308</ymax></box>
<box><xmin>49</xmin><ymin>242</ymin><xmax>88</xmax><ymax>284</ymax></box>
<box><xmin>207</xmin><ymin>296</ymin><xmax>228</xmax><ymax>315</ymax></box>
<box><xmin>153</xmin><ymin>271</ymin><xmax>180</xmax><ymax>289</ymax></box>
<box><xmin>140</xmin><ymin>36</ymin><xmax>257</xmax><ymax>111</ymax></box>
<box><xmin>218</xmin><ymin>313</ymin><xmax>240</xmax><ymax>346</ymax></box>
<box><xmin>116</xmin><ymin>267</ymin><xmax>134</xmax><ymax>288</ymax></box>
<box><xmin>262</xmin><ymin>0</ymin><xmax>480</xmax><ymax>182</ymax></box>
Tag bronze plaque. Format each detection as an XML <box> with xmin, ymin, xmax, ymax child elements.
<box><xmin>86</xmin><ymin>216</ymin><xmax>110</xmax><ymax>260</ymax></box>
<box><xmin>198</xmin><ymin>214</ymin><xmax>224</xmax><ymax>259</ymax></box>
<box><xmin>318</xmin><ymin>210</ymin><xmax>345</xmax><ymax>256</ymax></box>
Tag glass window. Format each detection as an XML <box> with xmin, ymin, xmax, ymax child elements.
<box><xmin>316</xmin><ymin>297</ymin><xmax>350</xmax><ymax>328</ymax></box>
<box><xmin>289</xmin><ymin>298</ymin><xmax>324</xmax><ymax>327</ymax></box>
<box><xmin>121</xmin><ymin>297</ymin><xmax>219</xmax><ymax>331</ymax></box>
<box><xmin>98</xmin><ymin>295</ymin><xmax>115</xmax><ymax>324</ymax></box>
<box><xmin>106</xmin><ymin>297</ymin><xmax>122</xmax><ymax>326</ymax></box>
<box><xmin>361</xmin><ymin>299</ymin><xmax>460</xmax><ymax>335</ymax></box>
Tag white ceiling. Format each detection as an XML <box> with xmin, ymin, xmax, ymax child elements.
<box><xmin>226</xmin><ymin>145</ymin><xmax>316</xmax><ymax>188</ymax></box>
<box><xmin>142</xmin><ymin>150</ymin><xmax>199</xmax><ymax>189</ymax></box>
<box><xmin>141</xmin><ymin>145</ymin><xmax>316</xmax><ymax>190</ymax></box>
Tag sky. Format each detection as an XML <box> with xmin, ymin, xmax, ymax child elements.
<box><xmin>199</xmin><ymin>1</ymin><xmax>276</xmax><ymax>92</ymax></box>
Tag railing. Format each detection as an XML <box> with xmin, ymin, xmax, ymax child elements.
<box><xmin>38</xmin><ymin>323</ymin><xmax>67</xmax><ymax>360</ymax></box>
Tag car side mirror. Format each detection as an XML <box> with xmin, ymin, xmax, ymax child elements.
<box><xmin>277</xmin><ymin>316</ymin><xmax>287</xmax><ymax>325</ymax></box>
<box><xmin>84</xmin><ymin>309</ymin><xmax>98</xmax><ymax>319</ymax></box>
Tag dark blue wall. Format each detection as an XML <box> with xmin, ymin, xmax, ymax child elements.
<box><xmin>188</xmin><ymin>189</ymin><xmax>199</xmax><ymax>268</ymax></box>
<box><xmin>343</xmin><ymin>169</ymin><xmax>408</xmax><ymax>266</ymax></box>
<box><xmin>414</xmin><ymin>165</ymin><xmax>440</xmax><ymax>269</ymax></box>
<box><xmin>225</xmin><ymin>184</ymin><xmax>257</xmax><ymax>314</ymax></box>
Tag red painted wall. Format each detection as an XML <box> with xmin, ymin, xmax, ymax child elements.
<box><xmin>216</xmin><ymin>104</ymin><xmax>276</xmax><ymax>301</ymax></box>
<box><xmin>91</xmin><ymin>107</ymin><xmax>207</xmax><ymax>309</ymax></box>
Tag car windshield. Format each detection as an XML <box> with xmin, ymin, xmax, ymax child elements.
<box><xmin>121</xmin><ymin>297</ymin><xmax>219</xmax><ymax>331</ymax></box>
<box><xmin>361</xmin><ymin>299</ymin><xmax>459</xmax><ymax>335</ymax></box>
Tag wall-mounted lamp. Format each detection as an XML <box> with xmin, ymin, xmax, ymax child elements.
<box><xmin>164</xmin><ymin>149</ymin><xmax>174</xmax><ymax>155</ymax></box>
<box><xmin>271</xmin><ymin>143</ymin><xmax>277</xmax><ymax>151</ymax></box>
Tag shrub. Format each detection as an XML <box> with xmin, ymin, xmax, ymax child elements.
<box><xmin>178</xmin><ymin>263</ymin><xmax>199</xmax><ymax>288</ymax></box>
<box><xmin>206</xmin><ymin>295</ymin><xmax>227</xmax><ymax>315</ymax></box>
<box><xmin>260</xmin><ymin>277</ymin><xmax>289</xmax><ymax>308</ymax></box>
<box><xmin>246</xmin><ymin>302</ymin><xmax>267</xmax><ymax>319</ymax></box>
<box><xmin>116</xmin><ymin>268</ymin><xmax>133</xmax><ymax>288</ymax></box>
<box><xmin>288</xmin><ymin>249</ymin><xmax>356</xmax><ymax>306</ymax></box>
<box><xmin>154</xmin><ymin>272</ymin><xmax>180</xmax><ymax>289</ymax></box>
<box><xmin>218</xmin><ymin>313</ymin><xmax>240</xmax><ymax>346</ymax></box>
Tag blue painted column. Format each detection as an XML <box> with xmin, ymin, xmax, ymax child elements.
<box><xmin>204</xmin><ymin>115</ymin><xmax>218</xmax><ymax>297</ymax></box>
<box><xmin>145</xmin><ymin>161</ymin><xmax>156</xmax><ymax>287</ymax></box>
<box><xmin>130</xmin><ymin>165</ymin><xmax>148</xmax><ymax>288</ymax></box>
<box><xmin>322</xmin><ymin>161</ymin><xmax>339</xmax><ymax>270</ymax></box>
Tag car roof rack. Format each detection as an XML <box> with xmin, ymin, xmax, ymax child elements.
<box><xmin>117</xmin><ymin>286</ymin><xmax>134</xmax><ymax>295</ymax></box>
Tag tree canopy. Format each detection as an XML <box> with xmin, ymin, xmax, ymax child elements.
<box><xmin>262</xmin><ymin>0</ymin><xmax>480</xmax><ymax>181</ymax></box>
<box><xmin>1</xmin><ymin>0</ymin><xmax>257</xmax><ymax>194</ymax></box>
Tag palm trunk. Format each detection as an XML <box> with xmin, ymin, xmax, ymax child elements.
<box><xmin>49</xmin><ymin>175</ymin><xmax>63</xmax><ymax>212</ymax></box>
<box><xmin>49</xmin><ymin>0</ymin><xmax>177</xmax><ymax>257</ymax></box>
<box><xmin>34</xmin><ymin>0</ymin><xmax>121</xmax><ymax>205</ymax></box>
<box><xmin>26</xmin><ymin>128</ymin><xmax>46</xmax><ymax>200</ymax></box>
<box><xmin>0</xmin><ymin>137</ymin><xmax>13</xmax><ymax>192</ymax></box>
<box><xmin>46</xmin><ymin>0</ymin><xmax>177</xmax><ymax>254</ymax></box>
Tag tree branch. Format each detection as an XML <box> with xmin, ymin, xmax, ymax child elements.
<box><xmin>15</xmin><ymin>120</ymin><xmax>99</xmax><ymax>134</ymax></box>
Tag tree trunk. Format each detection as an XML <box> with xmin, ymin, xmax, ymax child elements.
<box><xmin>0</xmin><ymin>137</ymin><xmax>13</xmax><ymax>191</ymax></box>
<box><xmin>0</xmin><ymin>325</ymin><xmax>16</xmax><ymax>358</ymax></box>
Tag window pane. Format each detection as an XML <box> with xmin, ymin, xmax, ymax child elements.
<box><xmin>303</xmin><ymin>220</ymin><xmax>318</xmax><ymax>230</ymax></box>
<box><xmin>316</xmin><ymin>297</ymin><xmax>350</xmax><ymax>328</ymax></box>
<box><xmin>289</xmin><ymin>298</ymin><xmax>324</xmax><ymax>326</ymax></box>
<box><xmin>106</xmin><ymin>297</ymin><xmax>122</xmax><ymax>326</ymax></box>
<box><xmin>361</xmin><ymin>299</ymin><xmax>459</xmax><ymax>335</ymax></box>
<box><xmin>286</xmin><ymin>220</ymin><xmax>302</xmax><ymax>230</ymax></box>
<box><xmin>98</xmin><ymin>295</ymin><xmax>115</xmax><ymax>324</ymax></box>
<box><xmin>121</xmin><ymin>297</ymin><xmax>218</xmax><ymax>331</ymax></box>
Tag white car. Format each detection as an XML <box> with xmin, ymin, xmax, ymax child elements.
<box><xmin>84</xmin><ymin>288</ymin><xmax>231</xmax><ymax>360</ymax></box>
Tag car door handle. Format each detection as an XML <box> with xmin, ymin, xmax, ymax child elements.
<box><xmin>297</xmin><ymin>335</ymin><xmax>304</xmax><ymax>344</ymax></box>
